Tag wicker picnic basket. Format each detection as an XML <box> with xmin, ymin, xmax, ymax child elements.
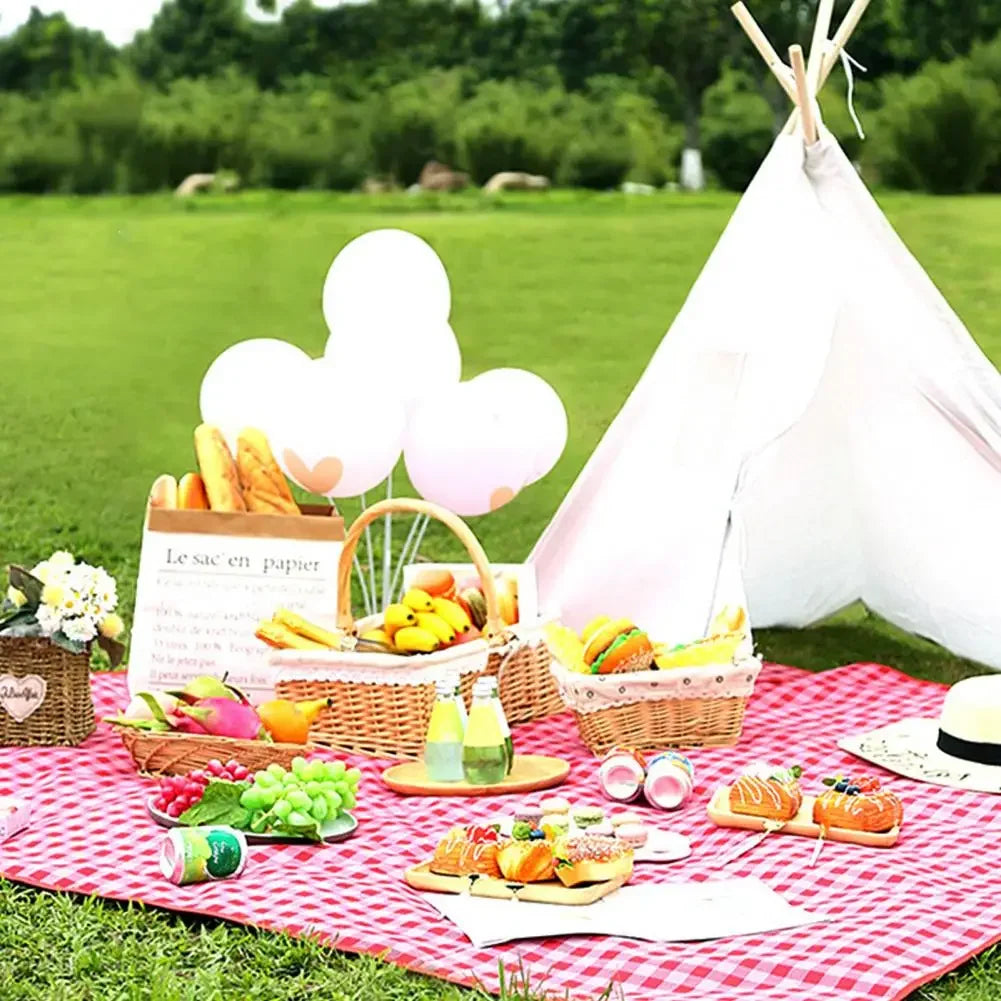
<box><xmin>272</xmin><ymin>498</ymin><xmax>561</xmax><ymax>759</ymax></box>
<box><xmin>0</xmin><ymin>636</ymin><xmax>95</xmax><ymax>747</ymax></box>
<box><xmin>549</xmin><ymin>650</ymin><xmax>763</xmax><ymax>757</ymax></box>
<box><xmin>115</xmin><ymin>727</ymin><xmax>314</xmax><ymax>777</ymax></box>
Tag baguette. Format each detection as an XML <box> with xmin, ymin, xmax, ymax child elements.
<box><xmin>178</xmin><ymin>472</ymin><xmax>210</xmax><ymax>510</ymax></box>
<box><xmin>194</xmin><ymin>424</ymin><xmax>246</xmax><ymax>512</ymax></box>
<box><xmin>149</xmin><ymin>474</ymin><xmax>178</xmax><ymax>510</ymax></box>
<box><xmin>236</xmin><ymin>428</ymin><xmax>299</xmax><ymax>515</ymax></box>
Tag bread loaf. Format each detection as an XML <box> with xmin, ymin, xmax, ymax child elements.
<box><xmin>178</xmin><ymin>472</ymin><xmax>210</xmax><ymax>510</ymax></box>
<box><xmin>194</xmin><ymin>424</ymin><xmax>246</xmax><ymax>512</ymax></box>
<box><xmin>149</xmin><ymin>474</ymin><xmax>178</xmax><ymax>510</ymax></box>
<box><xmin>236</xmin><ymin>428</ymin><xmax>299</xmax><ymax>515</ymax></box>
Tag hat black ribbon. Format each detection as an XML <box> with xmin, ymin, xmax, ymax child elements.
<box><xmin>937</xmin><ymin>729</ymin><xmax>1001</xmax><ymax>767</ymax></box>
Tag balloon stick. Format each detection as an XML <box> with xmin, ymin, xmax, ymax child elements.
<box><xmin>389</xmin><ymin>514</ymin><xmax>423</xmax><ymax>605</ymax></box>
<box><xmin>360</xmin><ymin>490</ymin><xmax>377</xmax><ymax>612</ymax></box>
<box><xmin>353</xmin><ymin>554</ymin><xmax>373</xmax><ymax>616</ymax></box>
<box><xmin>398</xmin><ymin>515</ymin><xmax>431</xmax><ymax>602</ymax></box>
<box><xmin>382</xmin><ymin>471</ymin><xmax>394</xmax><ymax>609</ymax></box>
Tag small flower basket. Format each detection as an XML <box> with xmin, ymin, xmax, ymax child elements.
<box><xmin>0</xmin><ymin>553</ymin><xmax>125</xmax><ymax>747</ymax></box>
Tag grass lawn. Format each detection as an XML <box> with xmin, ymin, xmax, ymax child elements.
<box><xmin>2</xmin><ymin>188</ymin><xmax>1001</xmax><ymax>999</ymax></box>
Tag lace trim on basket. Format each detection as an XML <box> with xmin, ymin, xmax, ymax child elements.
<box><xmin>552</xmin><ymin>656</ymin><xmax>763</xmax><ymax>714</ymax></box>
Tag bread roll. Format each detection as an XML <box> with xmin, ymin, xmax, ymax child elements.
<box><xmin>236</xmin><ymin>428</ymin><xmax>299</xmax><ymax>515</ymax></box>
<box><xmin>178</xmin><ymin>472</ymin><xmax>210</xmax><ymax>510</ymax></box>
<box><xmin>497</xmin><ymin>840</ymin><xmax>555</xmax><ymax>883</ymax></box>
<box><xmin>194</xmin><ymin>424</ymin><xmax>246</xmax><ymax>512</ymax></box>
<box><xmin>553</xmin><ymin>835</ymin><xmax>633</xmax><ymax>887</ymax></box>
<box><xmin>149</xmin><ymin>474</ymin><xmax>178</xmax><ymax>510</ymax></box>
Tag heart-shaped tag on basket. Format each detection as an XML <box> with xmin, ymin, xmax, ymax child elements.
<box><xmin>0</xmin><ymin>674</ymin><xmax>48</xmax><ymax>723</ymax></box>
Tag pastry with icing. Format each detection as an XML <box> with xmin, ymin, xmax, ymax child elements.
<box><xmin>430</xmin><ymin>824</ymin><xmax>502</xmax><ymax>877</ymax></box>
<box><xmin>728</xmin><ymin>763</ymin><xmax>803</xmax><ymax>821</ymax></box>
<box><xmin>813</xmin><ymin>775</ymin><xmax>903</xmax><ymax>833</ymax></box>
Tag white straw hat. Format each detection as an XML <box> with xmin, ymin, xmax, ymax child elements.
<box><xmin>839</xmin><ymin>675</ymin><xmax>1001</xmax><ymax>793</ymax></box>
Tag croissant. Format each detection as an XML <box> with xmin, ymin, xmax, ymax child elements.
<box><xmin>729</xmin><ymin>775</ymin><xmax>802</xmax><ymax>821</ymax></box>
<box><xmin>194</xmin><ymin>424</ymin><xmax>246</xmax><ymax>512</ymax></box>
<box><xmin>497</xmin><ymin>840</ymin><xmax>556</xmax><ymax>883</ymax></box>
<box><xmin>236</xmin><ymin>428</ymin><xmax>299</xmax><ymax>515</ymax></box>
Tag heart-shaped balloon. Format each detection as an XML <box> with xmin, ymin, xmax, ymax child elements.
<box><xmin>281</xmin><ymin>451</ymin><xmax>344</xmax><ymax>495</ymax></box>
<box><xmin>0</xmin><ymin>673</ymin><xmax>47</xmax><ymax>723</ymax></box>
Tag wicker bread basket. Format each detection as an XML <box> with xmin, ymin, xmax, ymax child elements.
<box><xmin>272</xmin><ymin>498</ymin><xmax>561</xmax><ymax>759</ymax></box>
<box><xmin>114</xmin><ymin>727</ymin><xmax>315</xmax><ymax>776</ymax></box>
<box><xmin>550</xmin><ymin>652</ymin><xmax>762</xmax><ymax>756</ymax></box>
<box><xmin>0</xmin><ymin>637</ymin><xmax>95</xmax><ymax>747</ymax></box>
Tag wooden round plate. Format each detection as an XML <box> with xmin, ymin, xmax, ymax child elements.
<box><xmin>382</xmin><ymin>754</ymin><xmax>570</xmax><ymax>797</ymax></box>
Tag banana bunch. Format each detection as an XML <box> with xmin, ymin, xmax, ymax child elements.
<box><xmin>256</xmin><ymin>609</ymin><xmax>344</xmax><ymax>651</ymax></box>
<box><xmin>361</xmin><ymin>588</ymin><xmax>478</xmax><ymax>655</ymax></box>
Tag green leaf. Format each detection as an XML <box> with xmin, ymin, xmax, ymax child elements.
<box><xmin>0</xmin><ymin>608</ymin><xmax>40</xmax><ymax>634</ymax></box>
<box><xmin>102</xmin><ymin>715</ymin><xmax>170</xmax><ymax>732</ymax></box>
<box><xmin>7</xmin><ymin>566</ymin><xmax>43</xmax><ymax>608</ymax></box>
<box><xmin>135</xmin><ymin>692</ymin><xmax>171</xmax><ymax>725</ymax></box>
<box><xmin>178</xmin><ymin>780</ymin><xmax>253</xmax><ymax>830</ymax></box>
<box><xmin>96</xmin><ymin>633</ymin><xmax>126</xmax><ymax>667</ymax></box>
<box><xmin>51</xmin><ymin>631</ymin><xmax>87</xmax><ymax>656</ymax></box>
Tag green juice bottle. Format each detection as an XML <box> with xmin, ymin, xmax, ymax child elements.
<box><xmin>462</xmin><ymin>678</ymin><xmax>507</xmax><ymax>785</ymax></box>
<box><xmin>486</xmin><ymin>676</ymin><xmax>514</xmax><ymax>775</ymax></box>
<box><xmin>424</xmin><ymin>679</ymin><xmax>465</xmax><ymax>782</ymax></box>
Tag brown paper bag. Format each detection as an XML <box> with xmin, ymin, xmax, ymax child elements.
<box><xmin>127</xmin><ymin>505</ymin><xmax>344</xmax><ymax>703</ymax></box>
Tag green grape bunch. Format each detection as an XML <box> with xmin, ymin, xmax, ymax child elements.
<box><xmin>239</xmin><ymin>757</ymin><xmax>361</xmax><ymax>838</ymax></box>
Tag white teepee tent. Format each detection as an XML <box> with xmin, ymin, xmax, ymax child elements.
<box><xmin>529</xmin><ymin>0</ymin><xmax>1001</xmax><ymax>669</ymax></box>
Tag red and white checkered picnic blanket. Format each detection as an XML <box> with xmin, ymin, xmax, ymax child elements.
<box><xmin>2</xmin><ymin>663</ymin><xmax>999</xmax><ymax>1001</ymax></box>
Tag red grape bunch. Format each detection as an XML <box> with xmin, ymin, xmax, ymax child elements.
<box><xmin>153</xmin><ymin>758</ymin><xmax>251</xmax><ymax>818</ymax></box>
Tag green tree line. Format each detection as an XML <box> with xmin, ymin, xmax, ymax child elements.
<box><xmin>2</xmin><ymin>0</ymin><xmax>1001</xmax><ymax>194</ymax></box>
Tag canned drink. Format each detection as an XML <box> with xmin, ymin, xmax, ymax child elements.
<box><xmin>598</xmin><ymin>747</ymin><xmax>648</xmax><ymax>802</ymax></box>
<box><xmin>643</xmin><ymin>752</ymin><xmax>695</xmax><ymax>810</ymax></box>
<box><xmin>160</xmin><ymin>827</ymin><xmax>248</xmax><ymax>885</ymax></box>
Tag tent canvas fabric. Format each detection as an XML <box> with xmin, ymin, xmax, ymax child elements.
<box><xmin>529</xmin><ymin>130</ymin><xmax>1001</xmax><ymax>669</ymax></box>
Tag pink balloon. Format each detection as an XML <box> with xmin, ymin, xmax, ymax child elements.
<box><xmin>404</xmin><ymin>383</ymin><xmax>535</xmax><ymax>516</ymax></box>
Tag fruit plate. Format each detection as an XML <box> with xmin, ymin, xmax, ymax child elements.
<box><xmin>404</xmin><ymin>862</ymin><xmax>628</xmax><ymax>905</ymax></box>
<box><xmin>707</xmin><ymin>786</ymin><xmax>900</xmax><ymax>847</ymax></box>
<box><xmin>146</xmin><ymin>798</ymin><xmax>358</xmax><ymax>845</ymax></box>
<box><xmin>382</xmin><ymin>754</ymin><xmax>569</xmax><ymax>797</ymax></box>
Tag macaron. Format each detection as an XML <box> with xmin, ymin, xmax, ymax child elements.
<box><xmin>541</xmin><ymin>814</ymin><xmax>570</xmax><ymax>839</ymax></box>
<box><xmin>616</xmin><ymin>822</ymin><xmax>649</xmax><ymax>848</ymax></box>
<box><xmin>589</xmin><ymin>819</ymin><xmax>615</xmax><ymax>837</ymax></box>
<box><xmin>513</xmin><ymin>804</ymin><xmax>544</xmax><ymax>827</ymax></box>
<box><xmin>541</xmin><ymin>796</ymin><xmax>571</xmax><ymax>815</ymax></box>
<box><xmin>612</xmin><ymin>811</ymin><xmax>644</xmax><ymax>828</ymax></box>
<box><xmin>571</xmin><ymin>805</ymin><xmax>605</xmax><ymax>829</ymax></box>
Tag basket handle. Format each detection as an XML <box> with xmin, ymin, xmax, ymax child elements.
<box><xmin>336</xmin><ymin>498</ymin><xmax>505</xmax><ymax>642</ymax></box>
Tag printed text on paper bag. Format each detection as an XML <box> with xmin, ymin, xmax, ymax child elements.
<box><xmin>164</xmin><ymin>549</ymin><xmax>321</xmax><ymax>577</ymax></box>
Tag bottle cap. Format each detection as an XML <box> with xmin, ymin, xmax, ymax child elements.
<box><xmin>472</xmin><ymin>677</ymin><xmax>493</xmax><ymax>697</ymax></box>
<box><xmin>435</xmin><ymin>679</ymin><xmax>456</xmax><ymax>697</ymax></box>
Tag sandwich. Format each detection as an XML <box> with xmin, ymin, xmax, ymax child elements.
<box><xmin>552</xmin><ymin>835</ymin><xmax>634</xmax><ymax>887</ymax></box>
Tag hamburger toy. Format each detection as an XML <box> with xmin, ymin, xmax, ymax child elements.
<box><xmin>581</xmin><ymin>617</ymin><xmax>655</xmax><ymax>674</ymax></box>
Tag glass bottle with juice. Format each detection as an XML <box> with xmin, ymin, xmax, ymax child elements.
<box><xmin>424</xmin><ymin>679</ymin><xmax>465</xmax><ymax>782</ymax></box>
<box><xmin>462</xmin><ymin>678</ymin><xmax>507</xmax><ymax>785</ymax></box>
<box><xmin>486</xmin><ymin>676</ymin><xmax>514</xmax><ymax>775</ymax></box>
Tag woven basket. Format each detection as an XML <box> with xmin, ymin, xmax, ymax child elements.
<box><xmin>114</xmin><ymin>727</ymin><xmax>315</xmax><ymax>776</ymax></box>
<box><xmin>0</xmin><ymin>636</ymin><xmax>95</xmax><ymax>747</ymax></box>
<box><xmin>550</xmin><ymin>654</ymin><xmax>762</xmax><ymax>757</ymax></box>
<box><xmin>273</xmin><ymin>498</ymin><xmax>560</xmax><ymax>759</ymax></box>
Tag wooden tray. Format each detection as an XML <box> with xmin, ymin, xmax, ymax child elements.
<box><xmin>382</xmin><ymin>754</ymin><xmax>569</xmax><ymax>797</ymax></box>
<box><xmin>707</xmin><ymin>786</ymin><xmax>900</xmax><ymax>847</ymax></box>
<box><xmin>404</xmin><ymin>862</ymin><xmax>627</xmax><ymax>905</ymax></box>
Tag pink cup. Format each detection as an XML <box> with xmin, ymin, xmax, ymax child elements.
<box><xmin>598</xmin><ymin>747</ymin><xmax>647</xmax><ymax>802</ymax></box>
<box><xmin>643</xmin><ymin>752</ymin><xmax>695</xmax><ymax>810</ymax></box>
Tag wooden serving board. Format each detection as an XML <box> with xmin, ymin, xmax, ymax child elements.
<box><xmin>404</xmin><ymin>862</ymin><xmax>627</xmax><ymax>905</ymax></box>
<box><xmin>707</xmin><ymin>786</ymin><xmax>900</xmax><ymax>847</ymax></box>
<box><xmin>382</xmin><ymin>754</ymin><xmax>569</xmax><ymax>797</ymax></box>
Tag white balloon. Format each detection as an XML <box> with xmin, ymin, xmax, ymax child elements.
<box><xmin>199</xmin><ymin>339</ymin><xmax>311</xmax><ymax>448</ymax></box>
<box><xmin>322</xmin><ymin>229</ymin><xmax>451</xmax><ymax>335</ymax></box>
<box><xmin>470</xmin><ymin>368</ymin><xmax>568</xmax><ymax>484</ymax></box>
<box><xmin>269</xmin><ymin>359</ymin><xmax>405</xmax><ymax>499</ymax></box>
<box><xmin>404</xmin><ymin>382</ymin><xmax>536</xmax><ymax>517</ymax></box>
<box><xmin>325</xmin><ymin>318</ymin><xmax>462</xmax><ymax>415</ymax></box>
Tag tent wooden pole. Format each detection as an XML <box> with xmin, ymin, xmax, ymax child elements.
<box><xmin>789</xmin><ymin>45</ymin><xmax>818</xmax><ymax>143</ymax></box>
<box><xmin>807</xmin><ymin>0</ymin><xmax>835</xmax><ymax>91</ymax></box>
<box><xmin>730</xmin><ymin>3</ymin><xmax>798</xmax><ymax>103</ymax></box>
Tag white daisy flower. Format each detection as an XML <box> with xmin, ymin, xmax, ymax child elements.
<box><xmin>63</xmin><ymin>616</ymin><xmax>97</xmax><ymax>644</ymax></box>
<box><xmin>49</xmin><ymin>551</ymin><xmax>75</xmax><ymax>569</ymax></box>
<box><xmin>35</xmin><ymin>605</ymin><xmax>62</xmax><ymax>636</ymax></box>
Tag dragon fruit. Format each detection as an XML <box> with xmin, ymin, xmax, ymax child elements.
<box><xmin>175</xmin><ymin>697</ymin><xmax>264</xmax><ymax>740</ymax></box>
